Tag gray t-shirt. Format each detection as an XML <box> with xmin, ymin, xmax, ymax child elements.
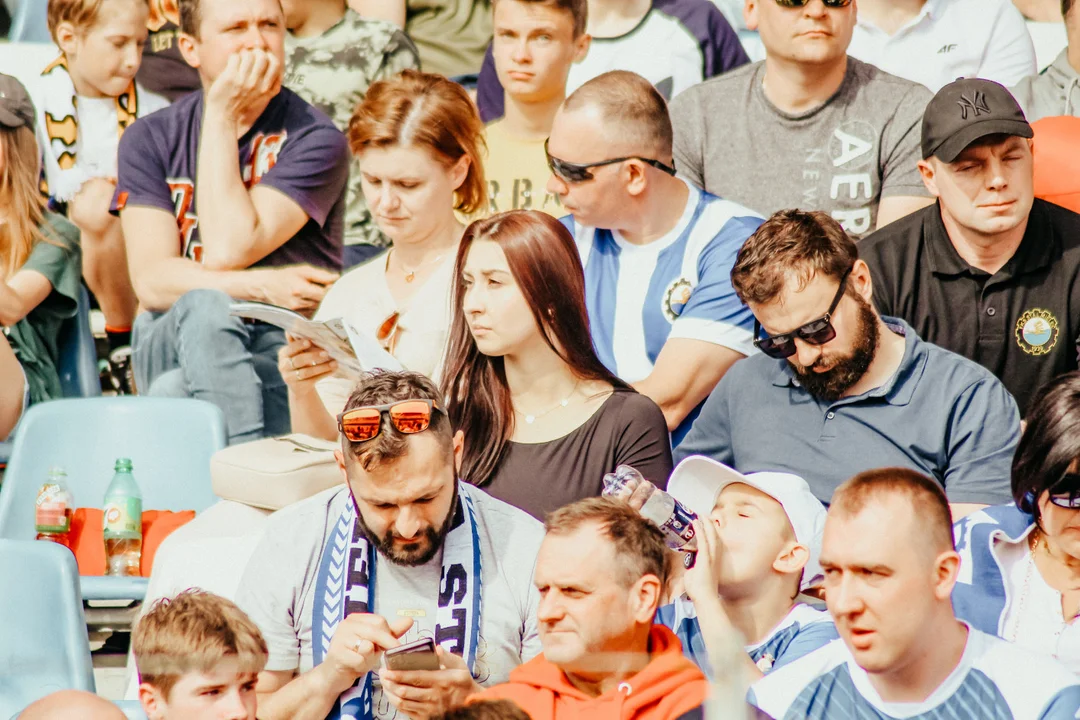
<box><xmin>236</xmin><ymin>485</ymin><xmax>544</xmax><ymax>720</ymax></box>
<box><xmin>670</xmin><ymin>57</ymin><xmax>932</xmax><ymax>237</ymax></box>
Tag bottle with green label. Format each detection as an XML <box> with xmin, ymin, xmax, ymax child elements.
<box><xmin>103</xmin><ymin>457</ymin><xmax>142</xmax><ymax>577</ymax></box>
<box><xmin>35</xmin><ymin>467</ymin><xmax>73</xmax><ymax>549</ymax></box>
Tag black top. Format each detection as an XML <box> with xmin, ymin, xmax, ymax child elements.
<box><xmin>861</xmin><ymin>198</ymin><xmax>1080</xmax><ymax>415</ymax></box>
<box><xmin>477</xmin><ymin>391</ymin><xmax>673</xmax><ymax>520</ymax></box>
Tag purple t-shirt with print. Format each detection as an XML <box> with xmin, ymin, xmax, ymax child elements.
<box><xmin>113</xmin><ymin>87</ymin><xmax>348</xmax><ymax>271</ymax></box>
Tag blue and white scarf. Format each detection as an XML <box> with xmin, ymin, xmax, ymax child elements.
<box><xmin>313</xmin><ymin>484</ymin><xmax>483</xmax><ymax>720</ymax></box>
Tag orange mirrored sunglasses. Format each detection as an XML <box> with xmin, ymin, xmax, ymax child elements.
<box><xmin>337</xmin><ymin>399</ymin><xmax>443</xmax><ymax>443</ymax></box>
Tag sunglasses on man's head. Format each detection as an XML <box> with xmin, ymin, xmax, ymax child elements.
<box><xmin>1048</xmin><ymin>473</ymin><xmax>1080</xmax><ymax>509</ymax></box>
<box><xmin>544</xmin><ymin>139</ymin><xmax>677</xmax><ymax>184</ymax></box>
<box><xmin>753</xmin><ymin>268</ymin><xmax>852</xmax><ymax>359</ymax></box>
<box><xmin>774</xmin><ymin>0</ymin><xmax>853</xmax><ymax>7</ymax></box>
<box><xmin>337</xmin><ymin>399</ymin><xmax>443</xmax><ymax>443</ymax></box>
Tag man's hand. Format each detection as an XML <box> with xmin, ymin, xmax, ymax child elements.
<box><xmin>253</xmin><ymin>265</ymin><xmax>338</xmax><ymax>314</ymax></box>
<box><xmin>321</xmin><ymin>615</ymin><xmax>413</xmax><ymax>698</ymax></box>
<box><xmin>603</xmin><ymin>467</ymin><xmax>657</xmax><ymax>512</ymax></box>
<box><xmin>205</xmin><ymin>48</ymin><xmax>282</xmax><ymax>126</ymax></box>
<box><xmin>683</xmin><ymin>518</ymin><xmax>724</xmax><ymax>605</ymax></box>
<box><xmin>378</xmin><ymin>647</ymin><xmax>481</xmax><ymax>720</ymax></box>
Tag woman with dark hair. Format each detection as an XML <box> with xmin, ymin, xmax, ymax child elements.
<box><xmin>442</xmin><ymin>209</ymin><xmax>672</xmax><ymax>519</ymax></box>
<box><xmin>953</xmin><ymin>371</ymin><xmax>1080</xmax><ymax>672</ymax></box>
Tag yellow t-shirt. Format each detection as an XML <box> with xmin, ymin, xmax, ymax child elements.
<box><xmin>483</xmin><ymin>119</ymin><xmax>565</xmax><ymax>217</ymax></box>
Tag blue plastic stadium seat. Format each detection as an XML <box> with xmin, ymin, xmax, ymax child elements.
<box><xmin>8</xmin><ymin>0</ymin><xmax>51</xmax><ymax>43</ymax></box>
<box><xmin>0</xmin><ymin>539</ymin><xmax>95</xmax><ymax>718</ymax></box>
<box><xmin>0</xmin><ymin>397</ymin><xmax>227</xmax><ymax>600</ymax></box>
<box><xmin>58</xmin><ymin>285</ymin><xmax>103</xmax><ymax>399</ymax></box>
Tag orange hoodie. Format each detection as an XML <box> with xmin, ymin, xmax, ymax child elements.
<box><xmin>472</xmin><ymin>625</ymin><xmax>708</xmax><ymax>720</ymax></box>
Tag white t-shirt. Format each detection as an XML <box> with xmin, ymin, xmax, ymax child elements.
<box><xmin>848</xmin><ymin>0</ymin><xmax>1036</xmax><ymax>93</ymax></box>
<box><xmin>998</xmin><ymin>539</ymin><xmax>1080</xmax><ymax>673</ymax></box>
<box><xmin>750</xmin><ymin>628</ymin><xmax>1080</xmax><ymax>720</ymax></box>
<box><xmin>235</xmin><ymin>486</ymin><xmax>544</xmax><ymax>720</ymax></box>
<box><xmin>76</xmin><ymin>86</ymin><xmax>169</xmax><ymax>180</ymax></box>
<box><xmin>313</xmin><ymin>251</ymin><xmax>454</xmax><ymax>416</ymax></box>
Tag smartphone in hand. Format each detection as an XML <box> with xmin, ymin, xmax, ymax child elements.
<box><xmin>384</xmin><ymin>637</ymin><xmax>440</xmax><ymax>672</ymax></box>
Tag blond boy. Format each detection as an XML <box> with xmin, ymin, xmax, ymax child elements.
<box><xmin>38</xmin><ymin>0</ymin><xmax>169</xmax><ymax>388</ymax></box>
<box><xmin>134</xmin><ymin>590</ymin><xmax>268</xmax><ymax>720</ymax></box>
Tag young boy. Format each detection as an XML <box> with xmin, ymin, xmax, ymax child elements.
<box><xmin>39</xmin><ymin>0</ymin><xmax>170</xmax><ymax>390</ymax></box>
<box><xmin>282</xmin><ymin>0</ymin><xmax>420</xmax><ymax>268</ymax></box>
<box><xmin>134</xmin><ymin>590</ymin><xmax>268</xmax><ymax>720</ymax></box>
<box><xmin>485</xmin><ymin>0</ymin><xmax>589</xmax><ymax>215</ymax></box>
<box><xmin>651</xmin><ymin>457</ymin><xmax>838</xmax><ymax>681</ymax></box>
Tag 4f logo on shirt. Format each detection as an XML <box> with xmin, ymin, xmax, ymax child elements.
<box><xmin>242</xmin><ymin>132</ymin><xmax>287</xmax><ymax>188</ymax></box>
<box><xmin>958</xmin><ymin>91</ymin><xmax>991</xmax><ymax>120</ymax></box>
<box><xmin>937</xmin><ymin>44</ymin><xmax>958</xmax><ymax>54</ymax></box>
<box><xmin>168</xmin><ymin>179</ymin><xmax>201</xmax><ymax>262</ymax></box>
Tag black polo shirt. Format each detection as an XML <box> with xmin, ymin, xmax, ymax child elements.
<box><xmin>861</xmin><ymin>198</ymin><xmax>1080</xmax><ymax>415</ymax></box>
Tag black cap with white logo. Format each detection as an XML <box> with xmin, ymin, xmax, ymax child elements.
<box><xmin>921</xmin><ymin>78</ymin><xmax>1032</xmax><ymax>163</ymax></box>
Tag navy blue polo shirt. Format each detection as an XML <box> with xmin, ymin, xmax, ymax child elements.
<box><xmin>673</xmin><ymin>318</ymin><xmax>1020</xmax><ymax>504</ymax></box>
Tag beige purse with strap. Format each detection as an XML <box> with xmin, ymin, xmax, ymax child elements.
<box><xmin>210</xmin><ymin>434</ymin><xmax>344</xmax><ymax>511</ymax></box>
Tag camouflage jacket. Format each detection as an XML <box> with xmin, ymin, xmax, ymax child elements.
<box><xmin>285</xmin><ymin>11</ymin><xmax>420</xmax><ymax>247</ymax></box>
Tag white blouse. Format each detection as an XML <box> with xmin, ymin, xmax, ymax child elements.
<box><xmin>312</xmin><ymin>251</ymin><xmax>455</xmax><ymax>417</ymax></box>
<box><xmin>997</xmin><ymin>538</ymin><xmax>1080</xmax><ymax>673</ymax></box>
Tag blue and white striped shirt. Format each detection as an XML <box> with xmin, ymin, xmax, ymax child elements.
<box><xmin>749</xmin><ymin>628</ymin><xmax>1080</xmax><ymax>720</ymax></box>
<box><xmin>657</xmin><ymin>598</ymin><xmax>838</xmax><ymax>678</ymax></box>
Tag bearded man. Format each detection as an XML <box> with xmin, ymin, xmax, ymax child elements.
<box><xmin>237</xmin><ymin>370</ymin><xmax>544</xmax><ymax>720</ymax></box>
<box><xmin>674</xmin><ymin>209</ymin><xmax>1019</xmax><ymax>519</ymax></box>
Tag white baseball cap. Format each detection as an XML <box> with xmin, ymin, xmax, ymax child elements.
<box><xmin>667</xmin><ymin>456</ymin><xmax>827</xmax><ymax>589</ymax></box>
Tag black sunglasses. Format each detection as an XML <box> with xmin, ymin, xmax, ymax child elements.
<box><xmin>1049</xmin><ymin>473</ymin><xmax>1080</xmax><ymax>509</ymax></box>
<box><xmin>774</xmin><ymin>0</ymin><xmax>853</xmax><ymax>7</ymax></box>
<box><xmin>753</xmin><ymin>268</ymin><xmax>852</xmax><ymax>359</ymax></box>
<box><xmin>544</xmin><ymin>139</ymin><xmax>677</xmax><ymax>184</ymax></box>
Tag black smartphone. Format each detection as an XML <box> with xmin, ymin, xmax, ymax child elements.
<box><xmin>384</xmin><ymin>637</ymin><xmax>440</xmax><ymax>671</ymax></box>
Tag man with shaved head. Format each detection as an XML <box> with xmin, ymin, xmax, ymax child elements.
<box><xmin>19</xmin><ymin>690</ymin><xmax>126</xmax><ymax>719</ymax></box>
<box><xmin>749</xmin><ymin>467</ymin><xmax>1080</xmax><ymax>720</ymax></box>
<box><xmin>546</xmin><ymin>70</ymin><xmax>763</xmax><ymax>442</ymax></box>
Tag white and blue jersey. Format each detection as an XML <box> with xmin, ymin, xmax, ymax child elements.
<box><xmin>657</xmin><ymin>597</ymin><xmax>838</xmax><ymax>678</ymax></box>
<box><xmin>749</xmin><ymin>628</ymin><xmax>1080</xmax><ymax>720</ymax></box>
<box><xmin>563</xmin><ymin>182</ymin><xmax>761</xmax><ymax>384</ymax></box>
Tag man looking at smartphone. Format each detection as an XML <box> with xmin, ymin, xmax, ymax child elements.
<box><xmin>237</xmin><ymin>370</ymin><xmax>545</xmax><ymax>720</ymax></box>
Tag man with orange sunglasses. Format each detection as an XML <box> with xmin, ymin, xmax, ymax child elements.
<box><xmin>237</xmin><ymin>370</ymin><xmax>545</xmax><ymax>720</ymax></box>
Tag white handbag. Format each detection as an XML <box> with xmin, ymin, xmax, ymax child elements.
<box><xmin>210</xmin><ymin>434</ymin><xmax>344</xmax><ymax>511</ymax></box>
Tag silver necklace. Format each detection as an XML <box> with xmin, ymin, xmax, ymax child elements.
<box><xmin>514</xmin><ymin>381</ymin><xmax>580</xmax><ymax>424</ymax></box>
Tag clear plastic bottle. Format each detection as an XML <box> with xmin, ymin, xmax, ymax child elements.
<box><xmin>35</xmin><ymin>467</ymin><xmax>74</xmax><ymax>549</ymax></box>
<box><xmin>602</xmin><ymin>464</ymin><xmax>698</xmax><ymax>566</ymax></box>
<box><xmin>103</xmin><ymin>458</ymin><xmax>142</xmax><ymax>576</ymax></box>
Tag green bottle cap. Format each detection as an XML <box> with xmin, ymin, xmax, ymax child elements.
<box><xmin>114</xmin><ymin>458</ymin><xmax>133</xmax><ymax>472</ymax></box>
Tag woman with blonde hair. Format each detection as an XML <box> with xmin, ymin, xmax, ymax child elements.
<box><xmin>279</xmin><ymin>69</ymin><xmax>486</xmax><ymax>439</ymax></box>
<box><xmin>0</xmin><ymin>74</ymin><xmax>81</xmax><ymax>435</ymax></box>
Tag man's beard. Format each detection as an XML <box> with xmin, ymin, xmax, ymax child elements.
<box><xmin>789</xmin><ymin>298</ymin><xmax>879</xmax><ymax>402</ymax></box>
<box><xmin>354</xmin><ymin>481</ymin><xmax>459</xmax><ymax>567</ymax></box>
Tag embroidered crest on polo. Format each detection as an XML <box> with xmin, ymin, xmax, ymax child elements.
<box><xmin>1015</xmin><ymin>309</ymin><xmax>1059</xmax><ymax>356</ymax></box>
<box><xmin>662</xmin><ymin>277</ymin><xmax>694</xmax><ymax>322</ymax></box>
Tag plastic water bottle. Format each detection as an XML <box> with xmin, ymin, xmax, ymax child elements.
<box><xmin>103</xmin><ymin>458</ymin><xmax>142</xmax><ymax>576</ymax></box>
<box><xmin>602</xmin><ymin>465</ymin><xmax>698</xmax><ymax>566</ymax></box>
<box><xmin>35</xmin><ymin>467</ymin><xmax>74</xmax><ymax>549</ymax></box>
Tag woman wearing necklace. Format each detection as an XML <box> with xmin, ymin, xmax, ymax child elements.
<box><xmin>278</xmin><ymin>70</ymin><xmax>486</xmax><ymax>440</ymax></box>
<box><xmin>953</xmin><ymin>371</ymin><xmax>1080</xmax><ymax>673</ymax></box>
<box><xmin>441</xmin><ymin>210</ymin><xmax>673</xmax><ymax>520</ymax></box>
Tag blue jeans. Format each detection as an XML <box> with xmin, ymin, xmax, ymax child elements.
<box><xmin>132</xmin><ymin>289</ymin><xmax>290</xmax><ymax>445</ymax></box>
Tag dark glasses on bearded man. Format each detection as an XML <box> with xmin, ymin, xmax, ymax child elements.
<box><xmin>753</xmin><ymin>268</ymin><xmax>853</xmax><ymax>359</ymax></box>
<box><xmin>1048</xmin><ymin>473</ymin><xmax>1080</xmax><ymax>509</ymax></box>
<box><xmin>545</xmin><ymin>139</ymin><xmax>677</xmax><ymax>184</ymax></box>
<box><xmin>774</xmin><ymin>0</ymin><xmax>853</xmax><ymax>7</ymax></box>
<box><xmin>337</xmin><ymin>399</ymin><xmax>444</xmax><ymax>443</ymax></box>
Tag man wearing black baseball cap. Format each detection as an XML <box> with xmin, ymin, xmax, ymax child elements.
<box><xmin>860</xmin><ymin>77</ymin><xmax>1080</xmax><ymax>415</ymax></box>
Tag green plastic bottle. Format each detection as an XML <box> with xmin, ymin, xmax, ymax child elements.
<box><xmin>103</xmin><ymin>458</ymin><xmax>142</xmax><ymax>576</ymax></box>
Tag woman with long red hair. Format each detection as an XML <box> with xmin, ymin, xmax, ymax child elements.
<box><xmin>442</xmin><ymin>209</ymin><xmax>672</xmax><ymax>519</ymax></box>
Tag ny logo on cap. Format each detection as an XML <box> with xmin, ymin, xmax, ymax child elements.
<box><xmin>957</xmin><ymin>91</ymin><xmax>991</xmax><ymax>120</ymax></box>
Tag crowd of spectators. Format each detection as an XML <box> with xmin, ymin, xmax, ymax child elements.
<box><xmin>5</xmin><ymin>0</ymin><xmax>1080</xmax><ymax>717</ymax></box>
